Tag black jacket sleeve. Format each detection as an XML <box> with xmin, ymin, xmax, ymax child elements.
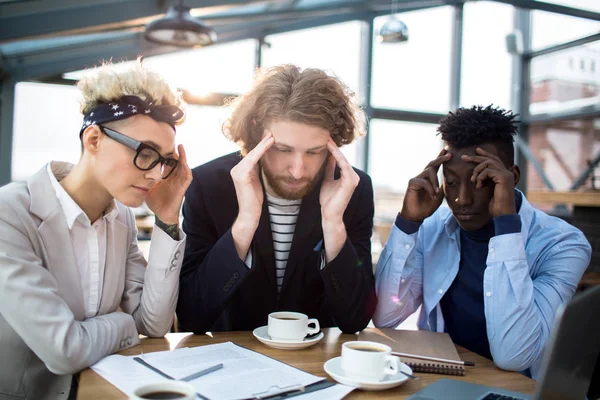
<box><xmin>320</xmin><ymin>172</ymin><xmax>377</xmax><ymax>333</ymax></box>
<box><xmin>176</xmin><ymin>169</ymin><xmax>250</xmax><ymax>334</ymax></box>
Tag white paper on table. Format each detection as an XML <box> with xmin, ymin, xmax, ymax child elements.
<box><xmin>91</xmin><ymin>354</ymin><xmax>170</xmax><ymax>395</ymax></box>
<box><xmin>91</xmin><ymin>342</ymin><xmax>347</xmax><ymax>400</ymax></box>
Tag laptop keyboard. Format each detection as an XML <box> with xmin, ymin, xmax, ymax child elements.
<box><xmin>481</xmin><ymin>394</ymin><xmax>526</xmax><ymax>400</ymax></box>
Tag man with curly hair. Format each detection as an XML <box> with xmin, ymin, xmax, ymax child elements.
<box><xmin>373</xmin><ymin>105</ymin><xmax>591</xmax><ymax>379</ymax></box>
<box><xmin>177</xmin><ymin>64</ymin><xmax>377</xmax><ymax>334</ymax></box>
<box><xmin>0</xmin><ymin>60</ymin><xmax>192</xmax><ymax>399</ymax></box>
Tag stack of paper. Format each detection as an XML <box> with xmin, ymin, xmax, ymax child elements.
<box><xmin>91</xmin><ymin>341</ymin><xmax>354</xmax><ymax>399</ymax></box>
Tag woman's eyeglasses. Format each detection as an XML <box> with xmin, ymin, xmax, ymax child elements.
<box><xmin>98</xmin><ymin>125</ymin><xmax>178</xmax><ymax>179</ymax></box>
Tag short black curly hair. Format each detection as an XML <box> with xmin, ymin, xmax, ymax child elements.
<box><xmin>437</xmin><ymin>105</ymin><xmax>519</xmax><ymax>166</ymax></box>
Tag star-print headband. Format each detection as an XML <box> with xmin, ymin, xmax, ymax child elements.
<box><xmin>79</xmin><ymin>95</ymin><xmax>184</xmax><ymax>137</ymax></box>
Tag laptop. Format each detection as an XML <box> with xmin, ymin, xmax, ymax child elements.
<box><xmin>407</xmin><ymin>285</ymin><xmax>600</xmax><ymax>400</ymax></box>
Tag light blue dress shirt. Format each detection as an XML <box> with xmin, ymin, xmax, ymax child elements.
<box><xmin>373</xmin><ymin>192</ymin><xmax>591</xmax><ymax>379</ymax></box>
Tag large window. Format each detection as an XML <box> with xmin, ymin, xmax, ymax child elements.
<box><xmin>460</xmin><ymin>1</ymin><xmax>513</xmax><ymax>110</ymax></box>
<box><xmin>534</xmin><ymin>0</ymin><xmax>600</xmax><ymax>14</ymax></box>
<box><xmin>532</xmin><ymin>10</ymin><xmax>600</xmax><ymax>51</ymax></box>
<box><xmin>367</xmin><ymin>119</ymin><xmax>441</xmax><ymax>255</ymax></box>
<box><xmin>368</xmin><ymin>120</ymin><xmax>442</xmax><ymax>220</ymax></box>
<box><xmin>529</xmin><ymin>42</ymin><xmax>600</xmax><ymax>116</ymax></box>
<box><xmin>262</xmin><ymin>21</ymin><xmax>361</xmax><ymax>94</ymax></box>
<box><xmin>175</xmin><ymin>106</ymin><xmax>239</xmax><ymax>169</ymax></box>
<box><xmin>64</xmin><ymin>40</ymin><xmax>257</xmax><ymax>95</ymax></box>
<box><xmin>12</xmin><ymin>82</ymin><xmax>82</xmax><ymax>181</ymax></box>
<box><xmin>371</xmin><ymin>6</ymin><xmax>453</xmax><ymax>113</ymax></box>
<box><xmin>527</xmin><ymin>118</ymin><xmax>600</xmax><ymax>193</ymax></box>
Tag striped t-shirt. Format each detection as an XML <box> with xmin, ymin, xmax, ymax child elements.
<box><xmin>266</xmin><ymin>193</ymin><xmax>302</xmax><ymax>293</ymax></box>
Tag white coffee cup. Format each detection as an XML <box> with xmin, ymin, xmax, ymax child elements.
<box><xmin>341</xmin><ymin>341</ymin><xmax>401</xmax><ymax>382</ymax></box>
<box><xmin>267</xmin><ymin>311</ymin><xmax>320</xmax><ymax>341</ymax></box>
<box><xmin>129</xmin><ymin>380</ymin><xmax>196</xmax><ymax>400</ymax></box>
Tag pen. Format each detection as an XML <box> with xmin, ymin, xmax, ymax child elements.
<box><xmin>133</xmin><ymin>357</ymin><xmax>176</xmax><ymax>380</ymax></box>
<box><xmin>181</xmin><ymin>363</ymin><xmax>224</xmax><ymax>382</ymax></box>
<box><xmin>134</xmin><ymin>357</ymin><xmax>224</xmax><ymax>382</ymax></box>
<box><xmin>391</xmin><ymin>351</ymin><xmax>475</xmax><ymax>366</ymax></box>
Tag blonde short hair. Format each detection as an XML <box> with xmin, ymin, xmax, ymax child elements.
<box><xmin>222</xmin><ymin>64</ymin><xmax>365</xmax><ymax>156</ymax></box>
<box><xmin>77</xmin><ymin>58</ymin><xmax>186</xmax><ymax>125</ymax></box>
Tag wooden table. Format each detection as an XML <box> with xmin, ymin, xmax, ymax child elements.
<box><xmin>527</xmin><ymin>190</ymin><xmax>600</xmax><ymax>207</ymax></box>
<box><xmin>78</xmin><ymin>328</ymin><xmax>535</xmax><ymax>399</ymax></box>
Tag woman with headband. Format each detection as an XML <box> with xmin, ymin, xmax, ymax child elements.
<box><xmin>0</xmin><ymin>60</ymin><xmax>192</xmax><ymax>399</ymax></box>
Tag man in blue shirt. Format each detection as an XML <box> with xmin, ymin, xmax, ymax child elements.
<box><xmin>373</xmin><ymin>105</ymin><xmax>591</xmax><ymax>379</ymax></box>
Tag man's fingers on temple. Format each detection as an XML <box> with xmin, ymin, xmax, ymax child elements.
<box><xmin>426</xmin><ymin>153</ymin><xmax>451</xmax><ymax>169</ymax></box>
<box><xmin>426</xmin><ymin>168</ymin><xmax>440</xmax><ymax>193</ymax></box>
<box><xmin>246</xmin><ymin>137</ymin><xmax>274</xmax><ymax>163</ymax></box>
<box><xmin>475</xmin><ymin>147</ymin><xmax>503</xmax><ymax>162</ymax></box>
<box><xmin>475</xmin><ymin>169</ymin><xmax>493</xmax><ymax>188</ymax></box>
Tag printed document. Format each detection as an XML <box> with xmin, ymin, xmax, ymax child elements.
<box><xmin>91</xmin><ymin>341</ymin><xmax>353</xmax><ymax>399</ymax></box>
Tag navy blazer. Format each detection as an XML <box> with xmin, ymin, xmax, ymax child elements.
<box><xmin>176</xmin><ymin>152</ymin><xmax>377</xmax><ymax>334</ymax></box>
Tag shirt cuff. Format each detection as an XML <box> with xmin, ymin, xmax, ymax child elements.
<box><xmin>154</xmin><ymin>217</ymin><xmax>179</xmax><ymax>241</ymax></box>
<box><xmin>319</xmin><ymin>249</ymin><xmax>326</xmax><ymax>270</ymax></box>
<box><xmin>314</xmin><ymin>240</ymin><xmax>327</xmax><ymax>270</ymax></box>
<box><xmin>493</xmin><ymin>214</ymin><xmax>522</xmax><ymax>236</ymax></box>
<box><xmin>395</xmin><ymin>214</ymin><xmax>422</xmax><ymax>235</ymax></box>
<box><xmin>245</xmin><ymin>249</ymin><xmax>253</xmax><ymax>269</ymax></box>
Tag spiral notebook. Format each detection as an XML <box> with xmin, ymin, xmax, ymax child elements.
<box><xmin>358</xmin><ymin>328</ymin><xmax>465</xmax><ymax>376</ymax></box>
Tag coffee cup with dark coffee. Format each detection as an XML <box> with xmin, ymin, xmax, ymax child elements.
<box><xmin>129</xmin><ymin>381</ymin><xmax>196</xmax><ymax>400</ymax></box>
<box><xmin>340</xmin><ymin>341</ymin><xmax>401</xmax><ymax>382</ymax></box>
<box><xmin>267</xmin><ymin>311</ymin><xmax>320</xmax><ymax>341</ymax></box>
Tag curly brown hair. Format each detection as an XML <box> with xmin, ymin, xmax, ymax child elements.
<box><xmin>222</xmin><ymin>64</ymin><xmax>365</xmax><ymax>155</ymax></box>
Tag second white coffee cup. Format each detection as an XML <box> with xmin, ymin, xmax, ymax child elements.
<box><xmin>341</xmin><ymin>341</ymin><xmax>401</xmax><ymax>382</ymax></box>
<box><xmin>267</xmin><ymin>311</ymin><xmax>320</xmax><ymax>341</ymax></box>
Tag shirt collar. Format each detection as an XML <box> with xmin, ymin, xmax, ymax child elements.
<box><xmin>443</xmin><ymin>188</ymin><xmax>532</xmax><ymax>238</ymax></box>
<box><xmin>265</xmin><ymin>192</ymin><xmax>302</xmax><ymax>205</ymax></box>
<box><xmin>47</xmin><ymin>162</ymin><xmax>119</xmax><ymax>228</ymax></box>
<box><xmin>515</xmin><ymin>189</ymin><xmax>534</xmax><ymax>239</ymax></box>
<box><xmin>444</xmin><ymin>211</ymin><xmax>459</xmax><ymax>237</ymax></box>
<box><xmin>103</xmin><ymin>200</ymin><xmax>119</xmax><ymax>223</ymax></box>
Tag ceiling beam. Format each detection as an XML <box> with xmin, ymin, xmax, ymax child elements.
<box><xmin>0</xmin><ymin>0</ymin><xmax>452</xmax><ymax>82</ymax></box>
<box><xmin>489</xmin><ymin>0</ymin><xmax>600</xmax><ymax>21</ymax></box>
<box><xmin>527</xmin><ymin>104</ymin><xmax>600</xmax><ymax>125</ymax></box>
<box><xmin>3</xmin><ymin>0</ymin><xmax>597</xmax><ymax>44</ymax></box>
<box><xmin>0</xmin><ymin>0</ymin><xmax>458</xmax><ymax>43</ymax></box>
<box><xmin>526</xmin><ymin>32</ymin><xmax>600</xmax><ymax>59</ymax></box>
<box><xmin>371</xmin><ymin>108</ymin><xmax>446</xmax><ymax>124</ymax></box>
<box><xmin>0</xmin><ymin>0</ymin><xmax>267</xmax><ymax>42</ymax></box>
<box><xmin>0</xmin><ymin>10</ymin><xmax>368</xmax><ymax>81</ymax></box>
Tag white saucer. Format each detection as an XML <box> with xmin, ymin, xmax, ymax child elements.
<box><xmin>252</xmin><ymin>326</ymin><xmax>324</xmax><ymax>350</ymax></box>
<box><xmin>323</xmin><ymin>356</ymin><xmax>411</xmax><ymax>391</ymax></box>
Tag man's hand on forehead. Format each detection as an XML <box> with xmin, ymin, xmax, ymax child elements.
<box><xmin>462</xmin><ymin>147</ymin><xmax>517</xmax><ymax>217</ymax></box>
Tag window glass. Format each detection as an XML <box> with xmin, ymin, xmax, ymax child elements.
<box><xmin>460</xmin><ymin>2</ymin><xmax>513</xmax><ymax>110</ymax></box>
<box><xmin>371</xmin><ymin>7</ymin><xmax>452</xmax><ymax>113</ymax></box>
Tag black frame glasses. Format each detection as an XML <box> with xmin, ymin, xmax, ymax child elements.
<box><xmin>98</xmin><ymin>125</ymin><xmax>178</xmax><ymax>179</ymax></box>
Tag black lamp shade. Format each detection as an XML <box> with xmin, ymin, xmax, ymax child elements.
<box><xmin>144</xmin><ymin>5</ymin><xmax>217</xmax><ymax>47</ymax></box>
